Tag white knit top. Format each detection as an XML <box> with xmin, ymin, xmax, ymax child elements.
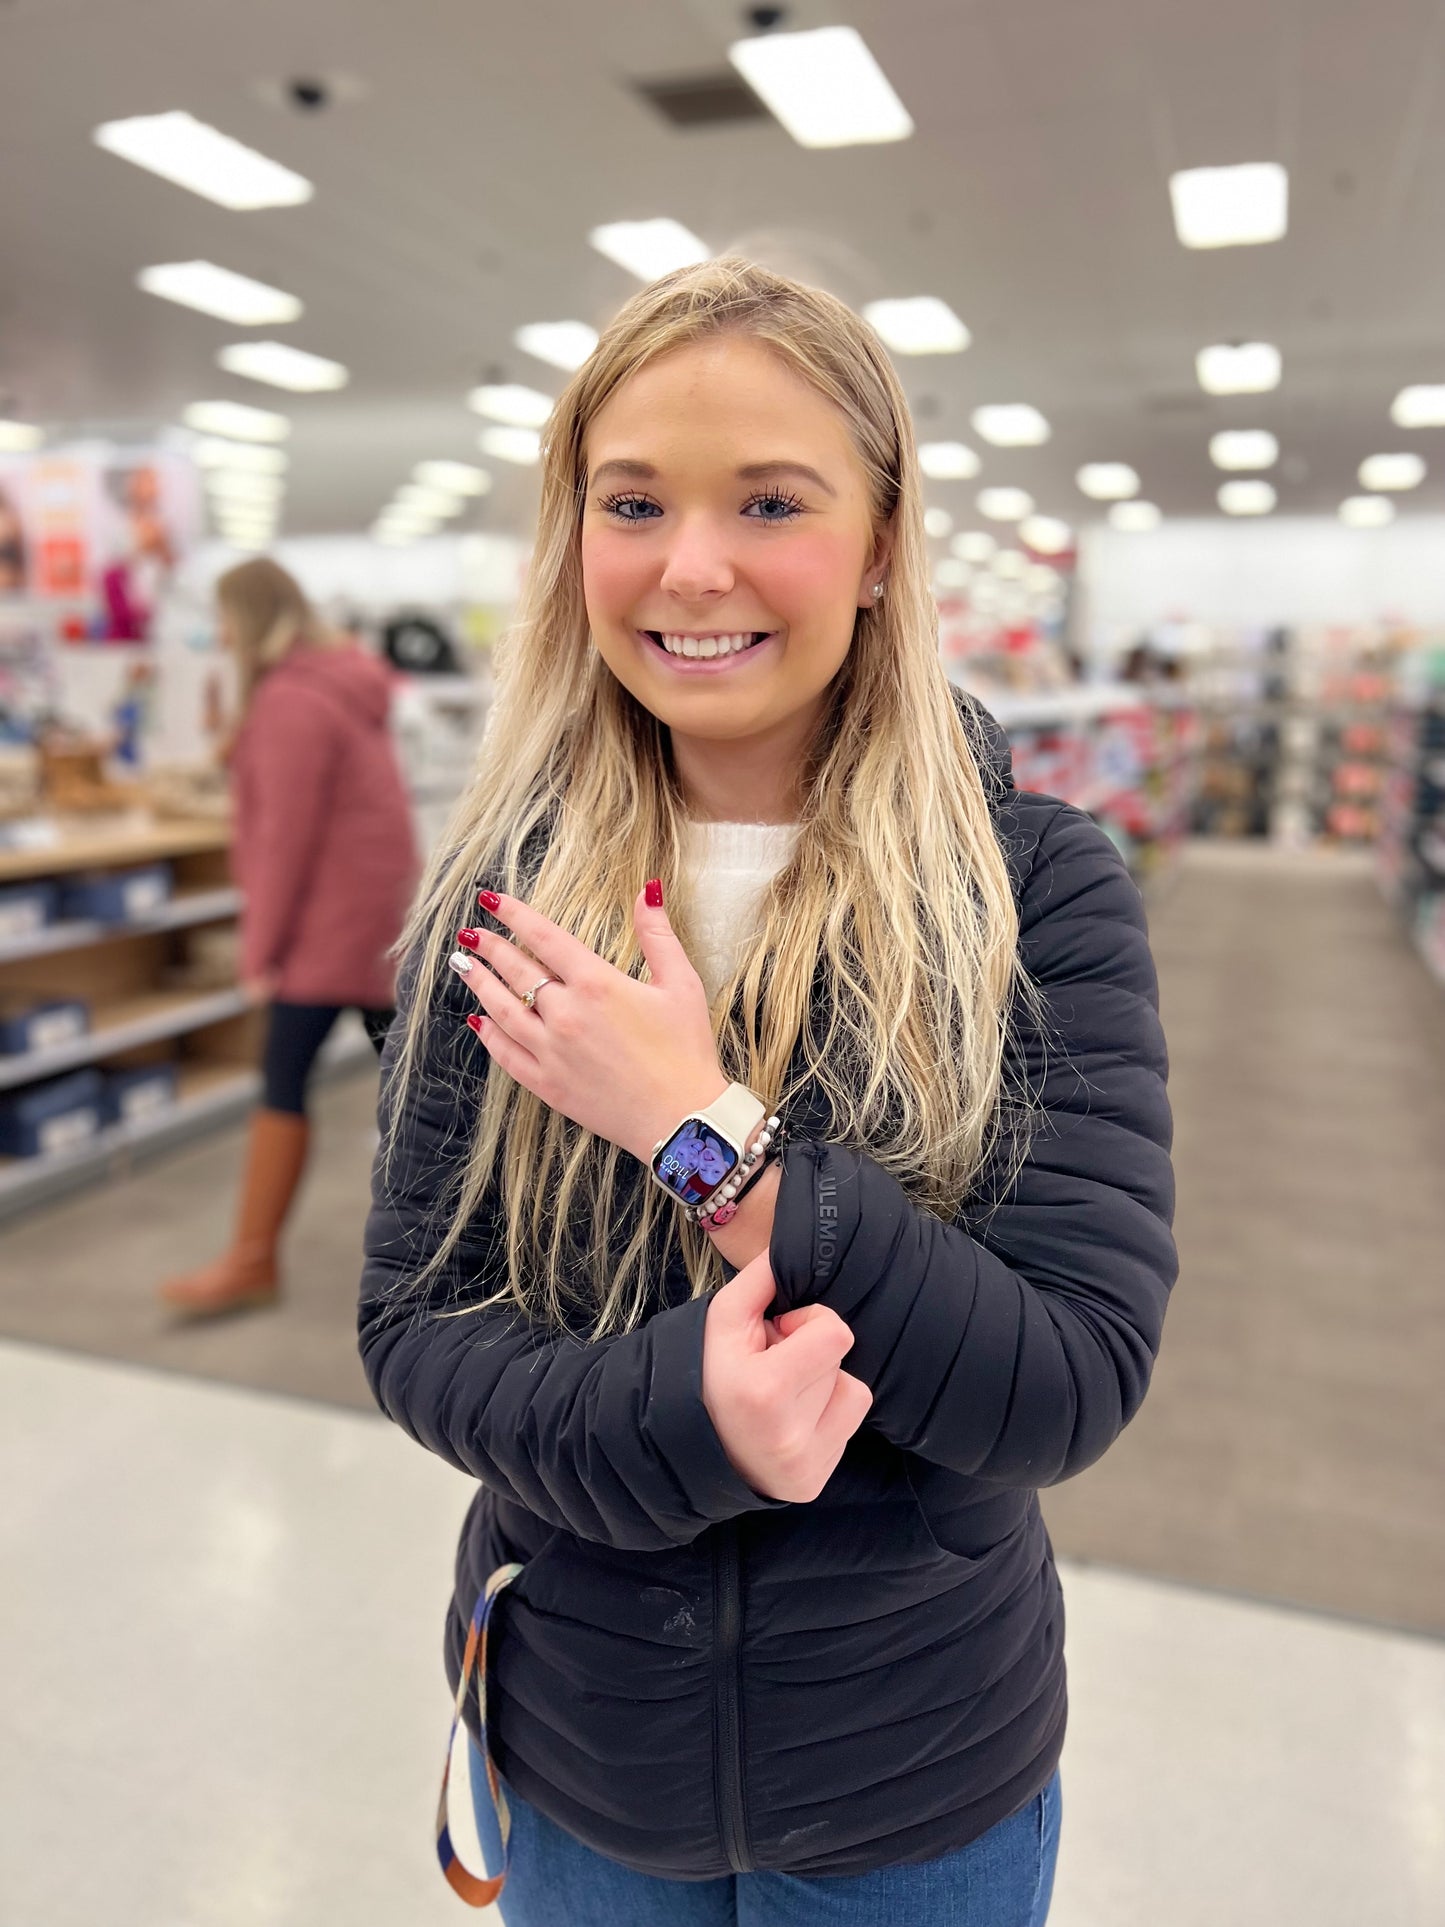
<box><xmin>678</xmin><ymin>818</ymin><xmax>801</xmax><ymax>1005</ymax></box>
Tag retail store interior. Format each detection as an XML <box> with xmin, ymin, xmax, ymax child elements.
<box><xmin>2</xmin><ymin>3</ymin><xmax>1443</xmax><ymax>1924</ymax></box>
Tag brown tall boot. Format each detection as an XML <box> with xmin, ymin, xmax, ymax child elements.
<box><xmin>159</xmin><ymin>1108</ymin><xmax>310</xmax><ymax>1318</ymax></box>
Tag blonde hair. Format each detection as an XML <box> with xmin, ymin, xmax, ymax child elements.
<box><xmin>386</xmin><ymin>255</ymin><xmax>1026</xmax><ymax>1339</ymax></box>
<box><xmin>217</xmin><ymin>556</ymin><xmax>339</xmax><ymax>710</ymax></box>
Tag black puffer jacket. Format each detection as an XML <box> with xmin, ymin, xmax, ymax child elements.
<box><xmin>358</xmin><ymin>690</ymin><xmax>1177</xmax><ymax>1879</ymax></box>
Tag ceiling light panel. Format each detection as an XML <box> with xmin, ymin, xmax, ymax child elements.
<box><xmin>0</xmin><ymin>422</ymin><xmax>43</xmax><ymax>451</ymax></box>
<box><xmin>183</xmin><ymin>399</ymin><xmax>290</xmax><ymax>442</ymax></box>
<box><xmin>1391</xmin><ymin>385</ymin><xmax>1445</xmax><ymax>429</ymax></box>
<box><xmin>918</xmin><ymin>441</ymin><xmax>980</xmax><ymax>480</ymax></box>
<box><xmin>138</xmin><ymin>261</ymin><xmax>302</xmax><ymax>326</ymax></box>
<box><xmin>206</xmin><ymin>471</ymin><xmax>284</xmax><ymax>503</ymax></box>
<box><xmin>479</xmin><ymin>426</ymin><xmax>541</xmax><ymax>466</ymax></box>
<box><xmin>589</xmin><ymin>219</ymin><xmax>710</xmax><ymax>280</ymax></box>
<box><xmin>976</xmin><ymin>486</ymin><xmax>1034</xmax><ymax>522</ymax></box>
<box><xmin>863</xmin><ymin>297</ymin><xmax>970</xmax><ymax>355</ymax></box>
<box><xmin>1218</xmin><ymin>479</ymin><xmax>1277</xmax><ymax>515</ymax></box>
<box><xmin>467</xmin><ymin>384</ymin><xmax>553</xmax><ymax>428</ymax></box>
<box><xmin>992</xmin><ymin>549</ymin><xmax>1028</xmax><ymax>580</ymax></box>
<box><xmin>194</xmin><ymin>438</ymin><xmax>288</xmax><ymax>473</ymax></box>
<box><xmin>1019</xmin><ymin>515</ymin><xmax>1072</xmax><ymax>554</ymax></box>
<box><xmin>1169</xmin><ymin>161</ymin><xmax>1288</xmax><ymax>249</ymax></box>
<box><xmin>728</xmin><ymin>25</ymin><xmax>913</xmax><ymax>149</ymax></box>
<box><xmin>952</xmin><ymin>531</ymin><xmax>995</xmax><ymax>562</ymax></box>
<box><xmin>93</xmin><ymin>111</ymin><xmax>313</xmax><ymax>210</ymax></box>
<box><xmin>1210</xmin><ymin>429</ymin><xmax>1279</xmax><ymax>470</ymax></box>
<box><xmin>1358</xmin><ymin>452</ymin><xmax>1425</xmax><ymax>491</ymax></box>
<box><xmin>923</xmin><ymin>507</ymin><xmax>954</xmax><ymax>539</ymax></box>
<box><xmin>972</xmin><ymin>405</ymin><xmax>1050</xmax><ymax>447</ymax></box>
<box><xmin>934</xmin><ymin>558</ymin><xmax>970</xmax><ymax>589</ymax></box>
<box><xmin>414</xmin><ymin>460</ymin><xmax>492</xmax><ymax>496</ymax></box>
<box><xmin>1109</xmin><ymin>501</ymin><xmax>1161</xmax><ymax>532</ymax></box>
<box><xmin>397</xmin><ymin>484</ymin><xmax>465</xmax><ymax>516</ymax></box>
<box><xmin>218</xmin><ymin>342</ymin><xmax>348</xmax><ymax>391</ymax></box>
<box><xmin>1076</xmin><ymin>462</ymin><xmax>1139</xmax><ymax>500</ymax></box>
<box><xmin>1339</xmin><ymin>495</ymin><xmax>1395</xmax><ymax>527</ymax></box>
<box><xmin>514</xmin><ymin>321</ymin><xmax>598</xmax><ymax>372</ymax></box>
<box><xmin>1196</xmin><ymin>341</ymin><xmax>1281</xmax><ymax>395</ymax></box>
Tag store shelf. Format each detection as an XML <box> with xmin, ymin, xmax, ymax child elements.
<box><xmin>0</xmin><ymin>986</ymin><xmax>253</xmax><ymax>1091</ymax></box>
<box><xmin>0</xmin><ymin>817</ymin><xmax>230</xmax><ymax>885</ymax></box>
<box><xmin>0</xmin><ymin>1023</ymin><xmax>377</xmax><ymax>1221</ymax></box>
<box><xmin>0</xmin><ymin>886</ymin><xmax>242</xmax><ymax>965</ymax></box>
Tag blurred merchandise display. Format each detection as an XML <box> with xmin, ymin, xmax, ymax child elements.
<box><xmin>1378</xmin><ymin>636</ymin><xmax>1445</xmax><ymax>987</ymax></box>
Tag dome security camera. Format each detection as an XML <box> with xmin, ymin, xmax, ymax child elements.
<box><xmin>288</xmin><ymin>78</ymin><xmax>330</xmax><ymax>111</ymax></box>
<box><xmin>745</xmin><ymin>6</ymin><xmax>788</xmax><ymax>30</ymax></box>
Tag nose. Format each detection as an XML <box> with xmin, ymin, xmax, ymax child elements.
<box><xmin>658</xmin><ymin>514</ymin><xmax>735</xmax><ymax>603</ymax></box>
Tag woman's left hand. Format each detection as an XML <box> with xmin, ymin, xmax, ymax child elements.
<box><xmin>449</xmin><ymin>882</ymin><xmax>729</xmax><ymax>1167</ymax></box>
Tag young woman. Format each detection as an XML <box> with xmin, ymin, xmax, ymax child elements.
<box><xmin>359</xmin><ymin>259</ymin><xmax>1177</xmax><ymax>1925</ymax></box>
<box><xmin>161</xmin><ymin>558</ymin><xmax>416</xmax><ymax>1317</ymax></box>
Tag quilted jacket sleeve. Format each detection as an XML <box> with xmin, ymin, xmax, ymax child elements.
<box><xmin>767</xmin><ymin>801</ymin><xmax>1178</xmax><ymax>1488</ymax></box>
<box><xmin>357</xmin><ymin>955</ymin><xmax>786</xmax><ymax>1551</ymax></box>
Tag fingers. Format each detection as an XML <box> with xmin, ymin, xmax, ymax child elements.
<box><xmin>757</xmin><ymin>1302</ymin><xmax>855</xmax><ymax>1400</ymax></box>
<box><xmin>475</xmin><ymin>890</ymin><xmax>600</xmax><ymax>989</ymax></box>
<box><xmin>708</xmin><ymin>1250</ymin><xmax>778</xmax><ymax>1332</ymax></box>
<box><xmin>812</xmin><ymin>1369</ymin><xmax>874</xmax><ymax>1462</ymax></box>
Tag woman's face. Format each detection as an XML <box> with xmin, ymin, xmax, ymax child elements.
<box><xmin>581</xmin><ymin>335</ymin><xmax>889</xmax><ymax>752</ymax></box>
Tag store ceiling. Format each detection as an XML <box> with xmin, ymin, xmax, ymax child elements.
<box><xmin>5</xmin><ymin>0</ymin><xmax>1445</xmax><ymax>539</ymax></box>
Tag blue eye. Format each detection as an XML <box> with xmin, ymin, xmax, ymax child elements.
<box><xmin>600</xmin><ymin>492</ymin><xmax>662</xmax><ymax>522</ymax></box>
<box><xmin>742</xmin><ymin>489</ymin><xmax>805</xmax><ymax>523</ymax></box>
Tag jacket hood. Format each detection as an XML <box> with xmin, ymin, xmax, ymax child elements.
<box><xmin>265</xmin><ymin>642</ymin><xmax>394</xmax><ymax>731</ymax></box>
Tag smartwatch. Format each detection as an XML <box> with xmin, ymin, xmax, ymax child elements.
<box><xmin>649</xmin><ymin>1082</ymin><xmax>767</xmax><ymax>1212</ymax></box>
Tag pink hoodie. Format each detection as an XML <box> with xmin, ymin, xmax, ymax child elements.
<box><xmin>230</xmin><ymin>644</ymin><xmax>419</xmax><ymax>1008</ymax></box>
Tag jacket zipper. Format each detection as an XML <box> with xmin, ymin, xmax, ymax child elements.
<box><xmin>712</xmin><ymin>1520</ymin><xmax>752</xmax><ymax>1872</ymax></box>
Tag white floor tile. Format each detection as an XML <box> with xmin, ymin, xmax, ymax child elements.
<box><xmin>2</xmin><ymin>1339</ymin><xmax>1441</xmax><ymax>1926</ymax></box>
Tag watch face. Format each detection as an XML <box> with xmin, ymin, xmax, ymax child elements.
<box><xmin>651</xmin><ymin>1118</ymin><xmax>739</xmax><ymax>1206</ymax></box>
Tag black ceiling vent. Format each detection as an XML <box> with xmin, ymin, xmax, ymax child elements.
<box><xmin>634</xmin><ymin>72</ymin><xmax>769</xmax><ymax>129</ymax></box>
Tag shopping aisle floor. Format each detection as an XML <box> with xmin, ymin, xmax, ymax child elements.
<box><xmin>3</xmin><ymin>1337</ymin><xmax>1441</xmax><ymax>1927</ymax></box>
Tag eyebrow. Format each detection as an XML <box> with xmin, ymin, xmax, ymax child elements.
<box><xmin>589</xmin><ymin>458</ymin><xmax>837</xmax><ymax>499</ymax></box>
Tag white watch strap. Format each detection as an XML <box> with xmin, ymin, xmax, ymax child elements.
<box><xmin>701</xmin><ymin>1081</ymin><xmax>766</xmax><ymax>1148</ymax></box>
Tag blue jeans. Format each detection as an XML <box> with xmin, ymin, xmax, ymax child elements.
<box><xmin>469</xmin><ymin>1739</ymin><xmax>1061</xmax><ymax>1926</ymax></box>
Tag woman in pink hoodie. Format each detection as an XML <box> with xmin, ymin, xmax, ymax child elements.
<box><xmin>161</xmin><ymin>558</ymin><xmax>418</xmax><ymax>1317</ymax></box>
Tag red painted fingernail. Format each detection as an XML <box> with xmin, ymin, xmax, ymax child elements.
<box><xmin>645</xmin><ymin>878</ymin><xmax>663</xmax><ymax>908</ymax></box>
<box><xmin>465</xmin><ymin>1013</ymin><xmax>485</xmax><ymax>1035</ymax></box>
<box><xmin>477</xmin><ymin>890</ymin><xmax>501</xmax><ymax>913</ymax></box>
<box><xmin>456</xmin><ymin>928</ymin><xmax>481</xmax><ymax>949</ymax></box>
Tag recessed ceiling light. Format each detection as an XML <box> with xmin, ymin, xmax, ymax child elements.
<box><xmin>1339</xmin><ymin>495</ymin><xmax>1396</xmax><ymax>527</ymax></box>
<box><xmin>992</xmin><ymin>549</ymin><xmax>1028</xmax><ymax>580</ymax></box>
<box><xmin>951</xmin><ymin>530</ymin><xmax>996</xmax><ymax>562</ymax></box>
<box><xmin>1019</xmin><ymin>514</ymin><xmax>1072</xmax><ymax>554</ymax></box>
<box><xmin>397</xmin><ymin>483</ymin><xmax>465</xmax><ymax>517</ymax></box>
<box><xmin>137</xmin><ymin>261</ymin><xmax>302</xmax><ymax>326</ymax></box>
<box><xmin>728</xmin><ymin>25</ymin><xmax>913</xmax><ymax>148</ymax></box>
<box><xmin>414</xmin><ymin>460</ymin><xmax>492</xmax><ymax>496</ymax></box>
<box><xmin>1076</xmin><ymin>462</ymin><xmax>1140</xmax><ymax>500</ymax></box>
<box><xmin>589</xmin><ymin>218</ymin><xmax>710</xmax><ymax>281</ymax></box>
<box><xmin>183</xmin><ymin>399</ymin><xmax>290</xmax><ymax>442</ymax></box>
<box><xmin>193</xmin><ymin>438</ymin><xmax>288</xmax><ymax>474</ymax></box>
<box><xmin>479</xmin><ymin>425</ymin><xmax>541</xmax><ymax>466</ymax></box>
<box><xmin>1358</xmin><ymin>452</ymin><xmax>1425</xmax><ymax>491</ymax></box>
<box><xmin>467</xmin><ymin>383</ymin><xmax>553</xmax><ymax>428</ymax></box>
<box><xmin>862</xmin><ymin>297</ymin><xmax>970</xmax><ymax>355</ymax></box>
<box><xmin>934</xmin><ymin>558</ymin><xmax>971</xmax><ymax>589</ymax></box>
<box><xmin>373</xmin><ymin>526</ymin><xmax>421</xmax><ymax>546</ymax></box>
<box><xmin>976</xmin><ymin>486</ymin><xmax>1034</xmax><ymax>522</ymax></box>
<box><xmin>1390</xmin><ymin>385</ymin><xmax>1445</xmax><ymax>429</ymax></box>
<box><xmin>1109</xmin><ymin>500</ymin><xmax>1161</xmax><ymax>532</ymax></box>
<box><xmin>1218</xmin><ymin>479</ymin><xmax>1277</xmax><ymax>515</ymax></box>
<box><xmin>1210</xmin><ymin>429</ymin><xmax>1279</xmax><ymax>470</ymax></box>
<box><xmin>1196</xmin><ymin>341</ymin><xmax>1282</xmax><ymax>395</ymax></box>
<box><xmin>219</xmin><ymin>531</ymin><xmax>272</xmax><ymax>550</ymax></box>
<box><xmin>918</xmin><ymin>441</ymin><xmax>980</xmax><ymax>479</ymax></box>
<box><xmin>972</xmin><ymin>405</ymin><xmax>1050</xmax><ymax>447</ymax></box>
<box><xmin>0</xmin><ymin>422</ymin><xmax>43</xmax><ymax>452</ymax></box>
<box><xmin>1169</xmin><ymin>161</ymin><xmax>1288</xmax><ymax>249</ymax></box>
<box><xmin>923</xmin><ymin>507</ymin><xmax>954</xmax><ymax>539</ymax></box>
<box><xmin>1027</xmin><ymin>564</ymin><xmax>1061</xmax><ymax>595</ymax></box>
<box><xmin>92</xmin><ymin>111</ymin><xmax>313</xmax><ymax>209</ymax></box>
<box><xmin>513</xmin><ymin>321</ymin><xmax>599</xmax><ymax>372</ymax></box>
<box><xmin>218</xmin><ymin>342</ymin><xmax>348</xmax><ymax>392</ymax></box>
<box><xmin>206</xmin><ymin>471</ymin><xmax>284</xmax><ymax>504</ymax></box>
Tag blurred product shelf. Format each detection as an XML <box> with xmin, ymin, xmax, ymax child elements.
<box><xmin>0</xmin><ymin>885</ymin><xmax>241</xmax><ymax>965</ymax></box>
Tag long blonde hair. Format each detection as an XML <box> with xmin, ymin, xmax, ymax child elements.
<box><xmin>217</xmin><ymin>556</ymin><xmax>340</xmax><ymax>711</ymax></box>
<box><xmin>386</xmin><ymin>256</ymin><xmax>1026</xmax><ymax>1339</ymax></box>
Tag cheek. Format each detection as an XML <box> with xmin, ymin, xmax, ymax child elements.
<box><xmin>756</xmin><ymin>529</ymin><xmax>864</xmax><ymax>628</ymax></box>
<box><xmin>581</xmin><ymin>529</ymin><xmax>648</xmax><ymax>622</ymax></box>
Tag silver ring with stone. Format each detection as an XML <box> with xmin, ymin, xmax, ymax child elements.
<box><xmin>521</xmin><ymin>976</ymin><xmax>553</xmax><ymax>1010</ymax></box>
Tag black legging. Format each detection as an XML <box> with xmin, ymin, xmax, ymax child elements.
<box><xmin>262</xmin><ymin>1001</ymin><xmax>395</xmax><ymax>1115</ymax></box>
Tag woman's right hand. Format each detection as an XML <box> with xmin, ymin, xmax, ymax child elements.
<box><xmin>701</xmin><ymin>1249</ymin><xmax>872</xmax><ymax>1503</ymax></box>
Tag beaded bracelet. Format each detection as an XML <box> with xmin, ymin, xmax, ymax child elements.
<box><xmin>692</xmin><ymin>1116</ymin><xmax>788</xmax><ymax>1229</ymax></box>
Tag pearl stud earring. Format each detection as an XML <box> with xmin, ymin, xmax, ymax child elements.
<box><xmin>871</xmin><ymin>581</ymin><xmax>884</xmax><ymax>599</ymax></box>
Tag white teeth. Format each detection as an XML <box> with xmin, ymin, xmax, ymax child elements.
<box><xmin>656</xmin><ymin>631</ymin><xmax>762</xmax><ymax>658</ymax></box>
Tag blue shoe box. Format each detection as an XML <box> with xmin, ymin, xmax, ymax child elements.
<box><xmin>57</xmin><ymin>863</ymin><xmax>173</xmax><ymax>924</ymax></box>
<box><xmin>0</xmin><ymin>882</ymin><xmax>59</xmax><ymax>944</ymax></box>
<box><xmin>0</xmin><ymin>997</ymin><xmax>90</xmax><ymax>1056</ymax></box>
<box><xmin>0</xmin><ymin>1068</ymin><xmax>105</xmax><ymax>1159</ymax></box>
<box><xmin>102</xmin><ymin>1063</ymin><xmax>178</xmax><ymax>1127</ymax></box>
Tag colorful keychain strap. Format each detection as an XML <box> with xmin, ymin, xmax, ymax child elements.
<box><xmin>435</xmin><ymin>1560</ymin><xmax>524</xmax><ymax>1907</ymax></box>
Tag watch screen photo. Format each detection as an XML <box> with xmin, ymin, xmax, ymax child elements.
<box><xmin>652</xmin><ymin>1119</ymin><xmax>740</xmax><ymax>1207</ymax></box>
